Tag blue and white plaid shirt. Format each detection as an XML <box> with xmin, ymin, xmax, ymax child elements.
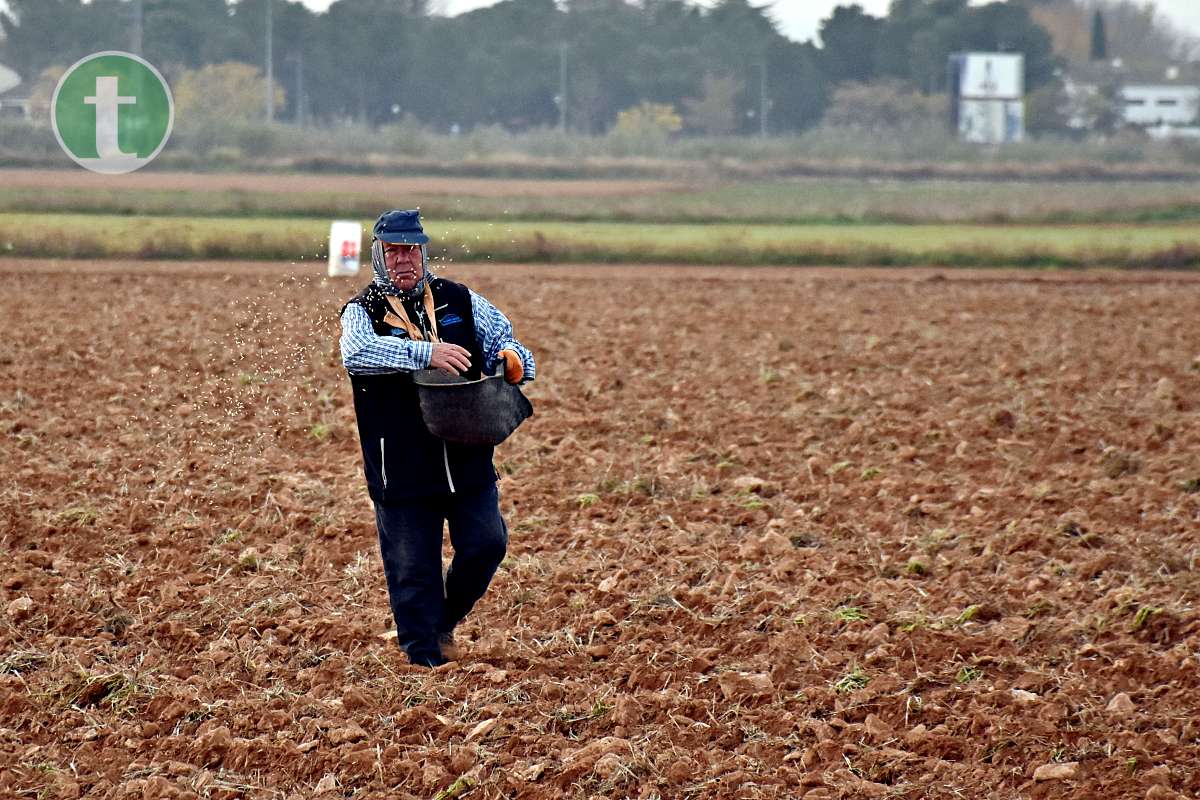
<box><xmin>340</xmin><ymin>289</ymin><xmax>536</xmax><ymax>381</ymax></box>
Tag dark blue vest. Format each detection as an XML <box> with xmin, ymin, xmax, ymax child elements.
<box><xmin>342</xmin><ymin>278</ymin><xmax>496</xmax><ymax>501</ymax></box>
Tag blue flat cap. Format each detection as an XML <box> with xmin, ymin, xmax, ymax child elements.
<box><xmin>373</xmin><ymin>209</ymin><xmax>429</xmax><ymax>244</ymax></box>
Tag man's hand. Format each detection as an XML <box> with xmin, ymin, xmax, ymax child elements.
<box><xmin>429</xmin><ymin>342</ymin><xmax>472</xmax><ymax>375</ymax></box>
<box><xmin>498</xmin><ymin>349</ymin><xmax>524</xmax><ymax>384</ymax></box>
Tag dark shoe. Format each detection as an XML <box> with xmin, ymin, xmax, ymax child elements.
<box><xmin>408</xmin><ymin>649</ymin><xmax>447</xmax><ymax>668</ymax></box>
<box><xmin>438</xmin><ymin>631</ymin><xmax>463</xmax><ymax>661</ymax></box>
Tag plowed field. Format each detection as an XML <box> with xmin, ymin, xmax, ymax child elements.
<box><xmin>1</xmin><ymin>260</ymin><xmax>1198</xmax><ymax>800</ymax></box>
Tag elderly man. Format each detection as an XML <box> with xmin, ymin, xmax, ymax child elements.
<box><xmin>339</xmin><ymin>209</ymin><xmax>535</xmax><ymax>667</ymax></box>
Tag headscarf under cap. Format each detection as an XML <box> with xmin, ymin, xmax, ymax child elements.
<box><xmin>371</xmin><ymin>238</ymin><xmax>429</xmax><ymax>301</ymax></box>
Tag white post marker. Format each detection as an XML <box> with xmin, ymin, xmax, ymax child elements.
<box><xmin>328</xmin><ymin>221</ymin><xmax>363</xmax><ymax>277</ymax></box>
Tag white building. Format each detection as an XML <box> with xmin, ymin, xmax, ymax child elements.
<box><xmin>1062</xmin><ymin>61</ymin><xmax>1200</xmax><ymax>138</ymax></box>
<box><xmin>0</xmin><ymin>63</ymin><xmax>28</xmax><ymax>120</ymax></box>
<box><xmin>1120</xmin><ymin>84</ymin><xmax>1200</xmax><ymax>127</ymax></box>
<box><xmin>948</xmin><ymin>52</ymin><xmax>1025</xmax><ymax>144</ymax></box>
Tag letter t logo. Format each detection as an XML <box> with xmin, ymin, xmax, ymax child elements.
<box><xmin>84</xmin><ymin>76</ymin><xmax>137</xmax><ymax>160</ymax></box>
<box><xmin>52</xmin><ymin>52</ymin><xmax>174</xmax><ymax>174</ymax></box>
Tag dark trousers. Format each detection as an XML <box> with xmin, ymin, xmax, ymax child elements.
<box><xmin>374</xmin><ymin>484</ymin><xmax>508</xmax><ymax>664</ymax></box>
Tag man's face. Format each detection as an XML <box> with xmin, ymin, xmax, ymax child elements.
<box><xmin>383</xmin><ymin>242</ymin><xmax>424</xmax><ymax>290</ymax></box>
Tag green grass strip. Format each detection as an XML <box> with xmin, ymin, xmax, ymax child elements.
<box><xmin>1</xmin><ymin>213</ymin><xmax>1198</xmax><ymax>269</ymax></box>
<box><xmin>4</xmin><ymin>179</ymin><xmax>1200</xmax><ymax>225</ymax></box>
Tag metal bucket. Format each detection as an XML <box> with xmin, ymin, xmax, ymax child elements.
<box><xmin>412</xmin><ymin>369</ymin><xmax>534</xmax><ymax>446</ymax></box>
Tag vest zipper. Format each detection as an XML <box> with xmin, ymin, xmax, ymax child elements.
<box><xmin>380</xmin><ymin>437</ymin><xmax>387</xmax><ymax>489</ymax></box>
<box><xmin>442</xmin><ymin>442</ymin><xmax>456</xmax><ymax>494</ymax></box>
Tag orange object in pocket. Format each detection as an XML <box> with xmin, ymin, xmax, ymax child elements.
<box><xmin>498</xmin><ymin>349</ymin><xmax>524</xmax><ymax>384</ymax></box>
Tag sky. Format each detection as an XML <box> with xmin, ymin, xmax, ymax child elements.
<box><xmin>295</xmin><ymin>0</ymin><xmax>1200</xmax><ymax>46</ymax></box>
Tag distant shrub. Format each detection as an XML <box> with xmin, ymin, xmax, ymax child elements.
<box><xmin>379</xmin><ymin>116</ymin><xmax>433</xmax><ymax>158</ymax></box>
<box><xmin>606</xmin><ymin>103</ymin><xmax>683</xmax><ymax>157</ymax></box>
<box><xmin>0</xmin><ymin>119</ymin><xmax>60</xmax><ymax>157</ymax></box>
<box><xmin>171</xmin><ymin>119</ymin><xmax>227</xmax><ymax>156</ymax></box>
<box><xmin>822</xmin><ymin>82</ymin><xmax>946</xmax><ymax>134</ymax></box>
<box><xmin>206</xmin><ymin>146</ymin><xmax>244</xmax><ymax>165</ymax></box>
<box><xmin>614</xmin><ymin>102</ymin><xmax>683</xmax><ymax>138</ymax></box>
<box><xmin>797</xmin><ymin>121</ymin><xmax>971</xmax><ymax>163</ymax></box>
<box><xmin>460</xmin><ymin>124</ymin><xmax>516</xmax><ymax>157</ymax></box>
<box><xmin>25</xmin><ymin>65</ymin><xmax>65</xmax><ymax>125</ymax></box>
<box><xmin>175</xmin><ymin>62</ymin><xmax>284</xmax><ymax>124</ymax></box>
<box><xmin>234</xmin><ymin>124</ymin><xmax>279</xmax><ymax>158</ymax></box>
<box><xmin>1168</xmin><ymin>137</ymin><xmax>1200</xmax><ymax>165</ymax></box>
<box><xmin>1095</xmin><ymin>130</ymin><xmax>1151</xmax><ymax>164</ymax></box>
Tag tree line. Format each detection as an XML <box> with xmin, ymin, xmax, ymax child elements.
<box><xmin>0</xmin><ymin>0</ymin><xmax>1188</xmax><ymax>136</ymax></box>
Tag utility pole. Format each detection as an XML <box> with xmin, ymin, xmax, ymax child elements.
<box><xmin>265</xmin><ymin>0</ymin><xmax>274</xmax><ymax>123</ymax></box>
<box><xmin>759</xmin><ymin>59</ymin><xmax>768</xmax><ymax>137</ymax></box>
<box><xmin>558</xmin><ymin>44</ymin><xmax>567</xmax><ymax>132</ymax></box>
<box><xmin>130</xmin><ymin>0</ymin><xmax>143</xmax><ymax>56</ymax></box>
<box><xmin>296</xmin><ymin>51</ymin><xmax>304</xmax><ymax>127</ymax></box>
<box><xmin>288</xmin><ymin>52</ymin><xmax>305</xmax><ymax>127</ymax></box>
